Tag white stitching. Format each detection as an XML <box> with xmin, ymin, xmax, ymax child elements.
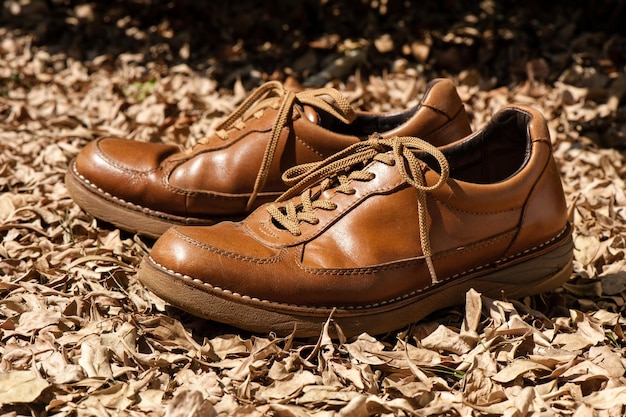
<box><xmin>72</xmin><ymin>162</ymin><xmax>180</xmax><ymax>220</ymax></box>
<box><xmin>146</xmin><ymin>225</ymin><xmax>570</xmax><ymax>311</ymax></box>
<box><xmin>70</xmin><ymin>161</ymin><xmax>244</xmax><ymax>223</ymax></box>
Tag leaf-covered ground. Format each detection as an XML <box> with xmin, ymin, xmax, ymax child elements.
<box><xmin>1</xmin><ymin>1</ymin><xmax>626</xmax><ymax>416</ymax></box>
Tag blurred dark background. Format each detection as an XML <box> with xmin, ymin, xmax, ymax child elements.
<box><xmin>2</xmin><ymin>0</ymin><xmax>625</xmax><ymax>87</ymax></box>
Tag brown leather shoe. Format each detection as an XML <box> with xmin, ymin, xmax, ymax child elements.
<box><xmin>138</xmin><ymin>105</ymin><xmax>573</xmax><ymax>337</ymax></box>
<box><xmin>65</xmin><ymin>79</ymin><xmax>471</xmax><ymax>237</ymax></box>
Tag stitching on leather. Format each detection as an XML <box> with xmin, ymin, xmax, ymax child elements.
<box><xmin>160</xmin><ymin>162</ymin><xmax>283</xmax><ymax>201</ymax></box>
<box><xmin>424</xmin><ymin>108</ymin><xmax>466</xmax><ymax>138</ymax></box>
<box><xmin>435</xmin><ymin>231</ymin><xmax>516</xmax><ymax>261</ymax></box>
<box><xmin>422</xmin><ymin>103</ymin><xmax>456</xmax><ymax>120</ymax></box>
<box><xmin>160</xmin><ymin>165</ymin><xmax>253</xmax><ymax>199</ymax></box>
<box><xmin>71</xmin><ymin>159</ymin><xmax>272</xmax><ymax>217</ymax></box>
<box><xmin>429</xmin><ymin>193</ymin><xmax>520</xmax><ymax>216</ymax></box>
<box><xmin>171</xmin><ymin>227</ymin><xmax>283</xmax><ymax>263</ymax></box>
<box><xmin>295</xmin><ymin>135</ymin><xmax>325</xmax><ymax>158</ymax></box>
<box><xmin>71</xmin><ymin>161</ymin><xmax>189</xmax><ymax>222</ymax></box>
<box><xmin>256</xmin><ymin>219</ymin><xmax>280</xmax><ymax>240</ymax></box>
<box><xmin>95</xmin><ymin>140</ymin><xmax>162</xmax><ymax>175</ymax></box>
<box><xmin>161</xmin><ymin>176</ymin><xmax>282</xmax><ymax>200</ymax></box>
<box><xmin>298</xmin><ymin>229</ymin><xmax>515</xmax><ymax>275</ymax></box>
<box><xmin>148</xmin><ymin>226</ymin><xmax>569</xmax><ymax>311</ymax></box>
<box><xmin>300</xmin><ymin>258</ymin><xmax>425</xmax><ymax>276</ymax></box>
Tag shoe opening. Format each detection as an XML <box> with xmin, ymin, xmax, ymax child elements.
<box><xmin>317</xmin><ymin>105</ymin><xmax>418</xmax><ymax>137</ymax></box>
<box><xmin>442</xmin><ymin>108</ymin><xmax>533</xmax><ymax>184</ymax></box>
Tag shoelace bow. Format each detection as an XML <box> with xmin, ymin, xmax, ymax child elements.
<box><xmin>266</xmin><ymin>136</ymin><xmax>450</xmax><ymax>284</ymax></box>
<box><xmin>199</xmin><ymin>80</ymin><xmax>357</xmax><ymax>210</ymax></box>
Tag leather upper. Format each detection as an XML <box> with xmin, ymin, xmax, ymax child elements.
<box><xmin>147</xmin><ymin>105</ymin><xmax>569</xmax><ymax>307</ymax></box>
<box><xmin>72</xmin><ymin>79</ymin><xmax>471</xmax><ymax>218</ymax></box>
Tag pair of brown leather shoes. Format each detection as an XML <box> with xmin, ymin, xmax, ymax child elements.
<box><xmin>66</xmin><ymin>79</ymin><xmax>573</xmax><ymax>337</ymax></box>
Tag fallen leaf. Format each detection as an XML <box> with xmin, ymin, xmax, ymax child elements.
<box><xmin>582</xmin><ymin>386</ymin><xmax>626</xmax><ymax>410</ymax></box>
<box><xmin>79</xmin><ymin>382</ymin><xmax>135</xmax><ymax>410</ymax></box>
<box><xmin>338</xmin><ymin>394</ymin><xmax>415</xmax><ymax>417</ymax></box>
<box><xmin>0</xmin><ymin>370</ymin><xmax>50</xmax><ymax>405</ymax></box>
<box><xmin>78</xmin><ymin>340</ymin><xmax>114</xmax><ymax>379</ymax></box>
<box><xmin>164</xmin><ymin>390</ymin><xmax>217</xmax><ymax>417</ymax></box>
<box><xmin>588</xmin><ymin>345</ymin><xmax>626</xmax><ymax>378</ymax></box>
<box><xmin>461</xmin><ymin>288</ymin><xmax>482</xmax><ymax>341</ymax></box>
<box><xmin>491</xmin><ymin>360</ymin><xmax>551</xmax><ymax>383</ymax></box>
<box><xmin>256</xmin><ymin>370</ymin><xmax>320</xmax><ymax>401</ymax></box>
<box><xmin>419</xmin><ymin>325</ymin><xmax>472</xmax><ymax>355</ymax></box>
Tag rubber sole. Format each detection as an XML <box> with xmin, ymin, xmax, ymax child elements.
<box><xmin>65</xmin><ymin>161</ymin><xmax>236</xmax><ymax>238</ymax></box>
<box><xmin>137</xmin><ymin>225</ymin><xmax>574</xmax><ymax>338</ymax></box>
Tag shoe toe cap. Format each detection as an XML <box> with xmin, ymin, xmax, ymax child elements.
<box><xmin>70</xmin><ymin>137</ymin><xmax>182</xmax><ymax>203</ymax></box>
<box><xmin>75</xmin><ymin>137</ymin><xmax>180</xmax><ymax>179</ymax></box>
<box><xmin>150</xmin><ymin>223</ymin><xmax>279</xmax><ymax>274</ymax></box>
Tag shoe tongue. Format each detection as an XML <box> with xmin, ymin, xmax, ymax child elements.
<box><xmin>302</xmin><ymin>105</ymin><xmax>320</xmax><ymax>124</ymax></box>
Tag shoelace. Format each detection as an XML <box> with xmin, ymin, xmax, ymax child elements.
<box><xmin>199</xmin><ymin>80</ymin><xmax>357</xmax><ymax>210</ymax></box>
<box><xmin>266</xmin><ymin>136</ymin><xmax>450</xmax><ymax>284</ymax></box>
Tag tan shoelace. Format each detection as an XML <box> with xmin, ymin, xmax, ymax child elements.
<box><xmin>266</xmin><ymin>136</ymin><xmax>450</xmax><ymax>284</ymax></box>
<box><xmin>200</xmin><ymin>81</ymin><xmax>357</xmax><ymax>210</ymax></box>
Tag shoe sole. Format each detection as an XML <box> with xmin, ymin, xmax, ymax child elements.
<box><xmin>137</xmin><ymin>224</ymin><xmax>573</xmax><ymax>338</ymax></box>
<box><xmin>65</xmin><ymin>161</ymin><xmax>237</xmax><ymax>238</ymax></box>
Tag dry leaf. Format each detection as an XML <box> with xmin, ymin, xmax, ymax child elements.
<box><xmin>0</xmin><ymin>370</ymin><xmax>50</xmax><ymax>405</ymax></box>
<box><xmin>419</xmin><ymin>324</ymin><xmax>472</xmax><ymax>355</ymax></box>
<box><xmin>338</xmin><ymin>395</ymin><xmax>415</xmax><ymax>417</ymax></box>
<box><xmin>491</xmin><ymin>360</ymin><xmax>551</xmax><ymax>383</ymax></box>
<box><xmin>461</xmin><ymin>288</ymin><xmax>482</xmax><ymax>341</ymax></box>
<box><xmin>78</xmin><ymin>340</ymin><xmax>114</xmax><ymax>379</ymax></box>
<box><xmin>2</xmin><ymin>4</ymin><xmax>626</xmax><ymax>415</ymax></box>
<box><xmin>164</xmin><ymin>390</ymin><xmax>217</xmax><ymax>417</ymax></box>
<box><xmin>463</xmin><ymin>367</ymin><xmax>507</xmax><ymax>406</ymax></box>
<box><xmin>256</xmin><ymin>370</ymin><xmax>320</xmax><ymax>401</ymax></box>
<box><xmin>79</xmin><ymin>382</ymin><xmax>135</xmax><ymax>410</ymax></box>
<box><xmin>582</xmin><ymin>386</ymin><xmax>626</xmax><ymax>410</ymax></box>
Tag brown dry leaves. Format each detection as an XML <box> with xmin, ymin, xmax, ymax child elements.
<box><xmin>2</xmin><ymin>2</ymin><xmax>626</xmax><ymax>416</ymax></box>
